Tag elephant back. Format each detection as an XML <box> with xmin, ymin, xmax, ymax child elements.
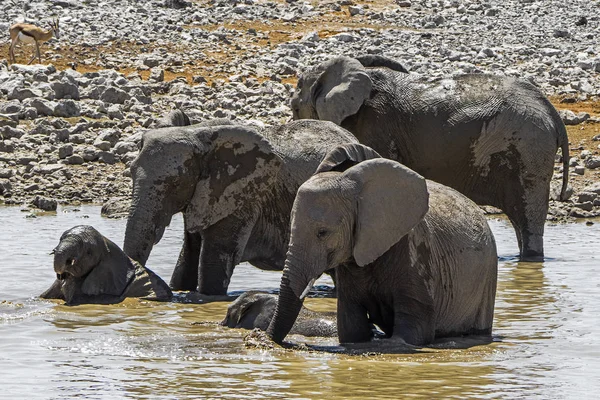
<box><xmin>265</xmin><ymin>120</ymin><xmax>359</xmax><ymax>185</ymax></box>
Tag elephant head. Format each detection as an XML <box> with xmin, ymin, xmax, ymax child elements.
<box><xmin>123</xmin><ymin>124</ymin><xmax>282</xmax><ymax>267</ymax></box>
<box><xmin>221</xmin><ymin>291</ymin><xmax>278</xmax><ymax>331</ymax></box>
<box><xmin>290</xmin><ymin>55</ymin><xmax>409</xmax><ymax>124</ymax></box>
<box><xmin>52</xmin><ymin>225</ymin><xmax>131</xmax><ymax>303</ymax></box>
<box><xmin>267</xmin><ymin>144</ymin><xmax>429</xmax><ymax>343</ymax></box>
<box><xmin>291</xmin><ymin>56</ymin><xmax>373</xmax><ymax>124</ymax></box>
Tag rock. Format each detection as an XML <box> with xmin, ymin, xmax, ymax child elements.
<box><xmin>574</xmin><ymin>165</ymin><xmax>585</xmax><ymax>175</ymax></box>
<box><xmin>98</xmin><ymin>151</ymin><xmax>117</xmax><ymax>164</ymax></box>
<box><xmin>349</xmin><ymin>5</ymin><xmax>364</xmax><ymax>16</ymax></box>
<box><xmin>0</xmin><ymin>140</ymin><xmax>14</xmax><ymax>153</ymax></box>
<box><xmin>95</xmin><ymin>129</ymin><xmax>121</xmax><ymax>146</ymax></box>
<box><xmin>149</xmin><ymin>68</ymin><xmax>165</xmax><ymax>83</ymax></box>
<box><xmin>54</xmin><ymin>99</ymin><xmax>81</xmax><ymax>118</ymax></box>
<box><xmin>569</xmin><ymin>208</ymin><xmax>594</xmax><ymax>218</ymax></box>
<box><xmin>101</xmin><ymin>197</ymin><xmax>130</xmax><ymax>218</ymax></box>
<box><xmin>573</xmin><ymin>201</ymin><xmax>594</xmax><ymax>212</ymax></box>
<box><xmin>58</xmin><ymin>144</ymin><xmax>74</xmax><ymax>159</ymax></box>
<box><xmin>553</xmin><ymin>29</ymin><xmax>571</xmax><ymax>38</ymax></box>
<box><xmin>94</xmin><ymin>141</ymin><xmax>112</xmax><ymax>151</ymax></box>
<box><xmin>100</xmin><ymin>87</ymin><xmax>130</xmax><ymax>104</ymax></box>
<box><xmin>0</xmin><ymin>126</ymin><xmax>26</xmax><ymax>139</ymax></box>
<box><xmin>550</xmin><ymin>183</ymin><xmax>573</xmax><ymax>201</ymax></box>
<box><xmin>396</xmin><ymin>0</ymin><xmax>411</xmax><ymax>6</ymax></box>
<box><xmin>559</xmin><ymin>109</ymin><xmax>590</xmax><ymax>125</ymax></box>
<box><xmin>25</xmin><ymin>98</ymin><xmax>57</xmax><ymax>116</ymax></box>
<box><xmin>0</xmin><ymin>168</ymin><xmax>13</xmax><ymax>178</ymax></box>
<box><xmin>0</xmin><ymin>180</ymin><xmax>12</xmax><ymax>195</ymax></box>
<box><xmin>65</xmin><ymin>155</ymin><xmax>85</xmax><ymax>165</ymax></box>
<box><xmin>577</xmin><ymin>192</ymin><xmax>597</xmax><ymax>203</ymax></box>
<box><xmin>32</xmin><ymin>196</ymin><xmax>57</xmax><ymax>211</ymax></box>
<box><xmin>107</xmin><ymin>105</ymin><xmax>124</xmax><ymax>120</ymax></box>
<box><xmin>113</xmin><ymin>141</ymin><xmax>138</xmax><ymax>155</ymax></box>
<box><xmin>38</xmin><ymin>164</ymin><xmax>64</xmax><ymax>175</ymax></box>
<box><xmin>51</xmin><ymin>80</ymin><xmax>80</xmax><ymax>100</ymax></box>
<box><xmin>582</xmin><ymin>183</ymin><xmax>600</xmax><ymax>194</ymax></box>
<box><xmin>584</xmin><ymin>158</ymin><xmax>600</xmax><ymax>170</ymax></box>
<box><xmin>575</xmin><ymin>16</ymin><xmax>588</xmax><ymax>26</ymax></box>
<box><xmin>8</xmin><ymin>87</ymin><xmax>42</xmax><ymax>101</ymax></box>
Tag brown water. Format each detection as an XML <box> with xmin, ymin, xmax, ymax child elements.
<box><xmin>1</xmin><ymin>205</ymin><xmax>599</xmax><ymax>399</ymax></box>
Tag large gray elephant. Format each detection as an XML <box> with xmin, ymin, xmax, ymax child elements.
<box><xmin>267</xmin><ymin>144</ymin><xmax>498</xmax><ymax>346</ymax></box>
<box><xmin>221</xmin><ymin>291</ymin><xmax>337</xmax><ymax>337</ymax></box>
<box><xmin>290</xmin><ymin>55</ymin><xmax>569</xmax><ymax>261</ymax></box>
<box><xmin>123</xmin><ymin>119</ymin><xmax>357</xmax><ymax>295</ymax></box>
<box><xmin>41</xmin><ymin>225</ymin><xmax>172</xmax><ymax>305</ymax></box>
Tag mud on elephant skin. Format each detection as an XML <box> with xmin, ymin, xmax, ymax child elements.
<box><xmin>123</xmin><ymin>115</ymin><xmax>357</xmax><ymax>296</ymax></box>
<box><xmin>221</xmin><ymin>291</ymin><xmax>337</xmax><ymax>337</ymax></box>
<box><xmin>40</xmin><ymin>225</ymin><xmax>172</xmax><ymax>305</ymax></box>
<box><xmin>291</xmin><ymin>55</ymin><xmax>570</xmax><ymax>261</ymax></box>
<box><xmin>267</xmin><ymin>144</ymin><xmax>498</xmax><ymax>347</ymax></box>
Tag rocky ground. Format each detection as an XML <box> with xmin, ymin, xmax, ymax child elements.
<box><xmin>0</xmin><ymin>0</ymin><xmax>599</xmax><ymax>221</ymax></box>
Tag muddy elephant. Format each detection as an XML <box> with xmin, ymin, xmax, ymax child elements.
<box><xmin>267</xmin><ymin>144</ymin><xmax>498</xmax><ymax>346</ymax></box>
<box><xmin>290</xmin><ymin>55</ymin><xmax>570</xmax><ymax>261</ymax></box>
<box><xmin>40</xmin><ymin>225</ymin><xmax>172</xmax><ymax>305</ymax></box>
<box><xmin>123</xmin><ymin>119</ymin><xmax>357</xmax><ymax>295</ymax></box>
<box><xmin>221</xmin><ymin>291</ymin><xmax>337</xmax><ymax>337</ymax></box>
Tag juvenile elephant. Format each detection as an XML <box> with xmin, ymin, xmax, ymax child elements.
<box><xmin>291</xmin><ymin>55</ymin><xmax>569</xmax><ymax>261</ymax></box>
<box><xmin>123</xmin><ymin>119</ymin><xmax>357</xmax><ymax>295</ymax></box>
<box><xmin>267</xmin><ymin>144</ymin><xmax>498</xmax><ymax>346</ymax></box>
<box><xmin>221</xmin><ymin>291</ymin><xmax>337</xmax><ymax>337</ymax></box>
<box><xmin>40</xmin><ymin>225</ymin><xmax>172</xmax><ymax>305</ymax></box>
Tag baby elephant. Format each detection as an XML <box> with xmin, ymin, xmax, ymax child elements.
<box><xmin>267</xmin><ymin>144</ymin><xmax>498</xmax><ymax>347</ymax></box>
<box><xmin>222</xmin><ymin>291</ymin><xmax>337</xmax><ymax>337</ymax></box>
<box><xmin>40</xmin><ymin>225</ymin><xmax>172</xmax><ymax>305</ymax></box>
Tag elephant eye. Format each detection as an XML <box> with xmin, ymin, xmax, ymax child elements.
<box><xmin>317</xmin><ymin>229</ymin><xmax>329</xmax><ymax>239</ymax></box>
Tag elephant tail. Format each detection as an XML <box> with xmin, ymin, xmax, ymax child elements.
<box><xmin>558</xmin><ymin>123</ymin><xmax>570</xmax><ymax>201</ymax></box>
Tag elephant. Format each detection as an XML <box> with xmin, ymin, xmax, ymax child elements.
<box><xmin>154</xmin><ymin>109</ymin><xmax>191</xmax><ymax>128</ymax></box>
<box><xmin>221</xmin><ymin>291</ymin><xmax>337</xmax><ymax>337</ymax></box>
<box><xmin>123</xmin><ymin>118</ymin><xmax>358</xmax><ymax>295</ymax></box>
<box><xmin>266</xmin><ymin>144</ymin><xmax>498</xmax><ymax>347</ymax></box>
<box><xmin>40</xmin><ymin>225</ymin><xmax>172</xmax><ymax>305</ymax></box>
<box><xmin>290</xmin><ymin>55</ymin><xmax>570</xmax><ymax>261</ymax></box>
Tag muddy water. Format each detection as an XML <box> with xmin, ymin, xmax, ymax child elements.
<box><xmin>1</xmin><ymin>205</ymin><xmax>599</xmax><ymax>398</ymax></box>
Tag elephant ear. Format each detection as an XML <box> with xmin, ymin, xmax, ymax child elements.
<box><xmin>355</xmin><ymin>54</ymin><xmax>409</xmax><ymax>73</ymax></box>
<box><xmin>191</xmin><ymin>126</ymin><xmax>283</xmax><ymax>229</ymax></box>
<box><xmin>344</xmin><ymin>159</ymin><xmax>429</xmax><ymax>267</ymax></box>
<box><xmin>310</xmin><ymin>57</ymin><xmax>372</xmax><ymax>125</ymax></box>
<box><xmin>81</xmin><ymin>237</ymin><xmax>131</xmax><ymax>297</ymax></box>
<box><xmin>315</xmin><ymin>143</ymin><xmax>382</xmax><ymax>174</ymax></box>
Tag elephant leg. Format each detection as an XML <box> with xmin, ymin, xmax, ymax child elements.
<box><xmin>392</xmin><ymin>311</ymin><xmax>435</xmax><ymax>346</ymax></box>
<box><xmin>197</xmin><ymin>215</ymin><xmax>254</xmax><ymax>295</ymax></box>
<box><xmin>337</xmin><ymin>298</ymin><xmax>372</xmax><ymax>343</ymax></box>
<box><xmin>504</xmin><ymin>179</ymin><xmax>549</xmax><ymax>262</ymax></box>
<box><xmin>198</xmin><ymin>240</ymin><xmax>238</xmax><ymax>295</ymax></box>
<box><xmin>170</xmin><ymin>230</ymin><xmax>202</xmax><ymax>291</ymax></box>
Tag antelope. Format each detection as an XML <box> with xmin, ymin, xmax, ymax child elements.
<box><xmin>8</xmin><ymin>17</ymin><xmax>60</xmax><ymax>65</ymax></box>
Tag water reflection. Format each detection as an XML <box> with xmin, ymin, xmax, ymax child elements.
<box><xmin>1</xmin><ymin>207</ymin><xmax>600</xmax><ymax>398</ymax></box>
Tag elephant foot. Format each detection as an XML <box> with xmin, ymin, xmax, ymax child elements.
<box><xmin>519</xmin><ymin>253</ymin><xmax>544</xmax><ymax>263</ymax></box>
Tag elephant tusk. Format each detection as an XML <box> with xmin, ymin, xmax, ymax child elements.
<box><xmin>299</xmin><ymin>277</ymin><xmax>317</xmax><ymax>300</ymax></box>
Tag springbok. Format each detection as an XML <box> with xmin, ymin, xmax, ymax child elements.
<box><xmin>8</xmin><ymin>17</ymin><xmax>60</xmax><ymax>65</ymax></box>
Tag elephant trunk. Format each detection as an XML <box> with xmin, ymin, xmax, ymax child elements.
<box><xmin>267</xmin><ymin>254</ymin><xmax>314</xmax><ymax>343</ymax></box>
<box><xmin>123</xmin><ymin>195</ymin><xmax>162</xmax><ymax>266</ymax></box>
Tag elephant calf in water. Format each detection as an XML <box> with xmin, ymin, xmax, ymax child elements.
<box><xmin>40</xmin><ymin>225</ymin><xmax>172</xmax><ymax>305</ymax></box>
<box><xmin>267</xmin><ymin>144</ymin><xmax>498</xmax><ymax>347</ymax></box>
<box><xmin>221</xmin><ymin>291</ymin><xmax>337</xmax><ymax>337</ymax></box>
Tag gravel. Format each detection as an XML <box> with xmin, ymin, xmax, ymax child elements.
<box><xmin>0</xmin><ymin>0</ymin><xmax>599</xmax><ymax>220</ymax></box>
